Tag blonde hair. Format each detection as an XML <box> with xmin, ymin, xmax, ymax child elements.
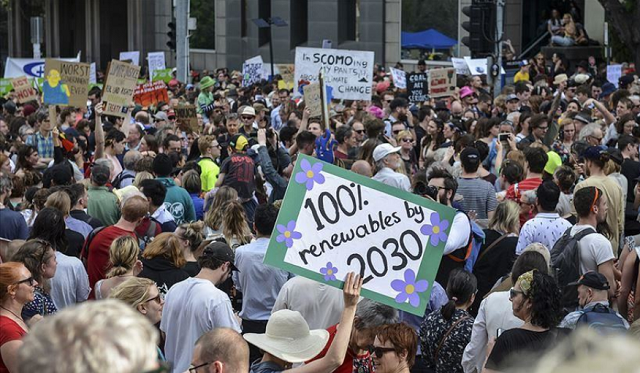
<box><xmin>45</xmin><ymin>191</ymin><xmax>71</xmax><ymax>216</ymax></box>
<box><xmin>106</xmin><ymin>236</ymin><xmax>140</xmax><ymax>278</ymax></box>
<box><xmin>222</xmin><ymin>200</ymin><xmax>252</xmax><ymax>247</ymax></box>
<box><xmin>141</xmin><ymin>232</ymin><xmax>186</xmax><ymax>268</ymax></box>
<box><xmin>198</xmin><ymin>135</ymin><xmax>215</xmax><ymax>155</ymax></box>
<box><xmin>177</xmin><ymin>221</ymin><xmax>205</xmax><ymax>254</ymax></box>
<box><xmin>204</xmin><ymin>186</ymin><xmax>238</xmax><ymax>231</ymax></box>
<box><xmin>133</xmin><ymin>171</ymin><xmax>154</xmax><ymax>188</ymax></box>
<box><xmin>488</xmin><ymin>200</ymin><xmax>520</xmax><ymax>234</ymax></box>
<box><xmin>109</xmin><ymin>277</ymin><xmax>156</xmax><ymax>310</ymax></box>
<box><xmin>522</xmin><ymin>242</ymin><xmax>551</xmax><ymax>270</ymax></box>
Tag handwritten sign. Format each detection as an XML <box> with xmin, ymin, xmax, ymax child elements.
<box><xmin>407</xmin><ymin>73</ymin><xmax>429</xmax><ymax>103</ymax></box>
<box><xmin>119</xmin><ymin>51</ymin><xmax>140</xmax><ymax>66</ymax></box>
<box><xmin>102</xmin><ymin>60</ymin><xmax>141</xmax><ymax>117</ymax></box>
<box><xmin>264</xmin><ymin>155</ymin><xmax>455</xmax><ymax>316</ymax></box>
<box><xmin>11</xmin><ymin>76</ymin><xmax>38</xmax><ymax>103</ymax></box>
<box><xmin>133</xmin><ymin>81</ymin><xmax>169</xmax><ymax>107</ymax></box>
<box><xmin>147</xmin><ymin>52</ymin><xmax>166</xmax><ymax>82</ymax></box>
<box><xmin>175</xmin><ymin>104</ymin><xmax>198</xmax><ymax>133</ymax></box>
<box><xmin>390</xmin><ymin>67</ymin><xmax>406</xmax><ymax>89</ymax></box>
<box><xmin>428</xmin><ymin>68</ymin><xmax>457</xmax><ymax>98</ymax></box>
<box><xmin>294</xmin><ymin>47</ymin><xmax>374</xmax><ymax>100</ymax></box>
<box><xmin>0</xmin><ymin>79</ymin><xmax>12</xmax><ymax>96</ymax></box>
<box><xmin>303</xmin><ymin>82</ymin><xmax>322</xmax><ymax>117</ymax></box>
<box><xmin>43</xmin><ymin>59</ymin><xmax>91</xmax><ymax>108</ymax></box>
<box><xmin>607</xmin><ymin>65</ymin><xmax>622</xmax><ymax>88</ymax></box>
<box><xmin>242</xmin><ymin>55</ymin><xmax>264</xmax><ymax>87</ymax></box>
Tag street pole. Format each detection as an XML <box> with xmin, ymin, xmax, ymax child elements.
<box><xmin>492</xmin><ymin>0</ymin><xmax>505</xmax><ymax>97</ymax></box>
<box><xmin>269</xmin><ymin>22</ymin><xmax>275</xmax><ymax>81</ymax></box>
<box><xmin>176</xmin><ymin>0</ymin><xmax>190</xmax><ymax>82</ymax></box>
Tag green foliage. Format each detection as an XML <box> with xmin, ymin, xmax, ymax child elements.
<box><xmin>190</xmin><ymin>0</ymin><xmax>215</xmax><ymax>50</ymax></box>
<box><xmin>402</xmin><ymin>0</ymin><xmax>458</xmax><ymax>39</ymax></box>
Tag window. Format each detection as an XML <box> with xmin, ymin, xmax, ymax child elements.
<box><xmin>338</xmin><ymin>0</ymin><xmax>359</xmax><ymax>43</ymax></box>
<box><xmin>258</xmin><ymin>0</ymin><xmax>271</xmax><ymax>47</ymax></box>
<box><xmin>190</xmin><ymin>0</ymin><xmax>215</xmax><ymax>49</ymax></box>
<box><xmin>241</xmin><ymin>0</ymin><xmax>247</xmax><ymax>37</ymax></box>
<box><xmin>290</xmin><ymin>0</ymin><xmax>308</xmax><ymax>48</ymax></box>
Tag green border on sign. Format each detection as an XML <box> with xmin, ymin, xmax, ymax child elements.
<box><xmin>264</xmin><ymin>154</ymin><xmax>457</xmax><ymax>316</ymax></box>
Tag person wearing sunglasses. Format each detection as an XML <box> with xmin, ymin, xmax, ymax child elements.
<box><xmin>10</xmin><ymin>239</ymin><xmax>57</xmax><ymax>321</ymax></box>
<box><xmin>0</xmin><ymin>262</ymin><xmax>38</xmax><ymax>373</ymax></box>
<box><xmin>395</xmin><ymin>130</ymin><xmax>417</xmax><ymax>176</ymax></box>
<box><xmin>370</xmin><ymin>323</ymin><xmax>416</xmax><ymax>373</ymax></box>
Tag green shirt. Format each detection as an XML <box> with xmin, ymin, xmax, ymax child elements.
<box><xmin>87</xmin><ymin>186</ymin><xmax>121</xmax><ymax>226</ymax></box>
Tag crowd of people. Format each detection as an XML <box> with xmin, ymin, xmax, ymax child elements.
<box><xmin>0</xmin><ymin>46</ymin><xmax>639</xmax><ymax>373</ymax></box>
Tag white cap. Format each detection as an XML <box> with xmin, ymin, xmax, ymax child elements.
<box><xmin>373</xmin><ymin>143</ymin><xmax>402</xmax><ymax>162</ymax></box>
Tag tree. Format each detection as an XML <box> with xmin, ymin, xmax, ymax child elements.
<box><xmin>597</xmin><ymin>0</ymin><xmax>640</xmax><ymax>67</ymax></box>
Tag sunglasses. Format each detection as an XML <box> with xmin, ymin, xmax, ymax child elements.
<box><xmin>14</xmin><ymin>276</ymin><xmax>36</xmax><ymax>287</ymax></box>
<box><xmin>144</xmin><ymin>293</ymin><xmax>163</xmax><ymax>304</ymax></box>
<box><xmin>509</xmin><ymin>287</ymin><xmax>525</xmax><ymax>299</ymax></box>
<box><xmin>372</xmin><ymin>346</ymin><xmax>396</xmax><ymax>359</ymax></box>
<box><xmin>241</xmin><ymin>116</ymin><xmax>255</xmax><ymax>120</ymax></box>
<box><xmin>354</xmin><ymin>129</ymin><xmax>365</xmax><ymax>134</ymax></box>
<box><xmin>401</xmin><ymin>138</ymin><xmax>413</xmax><ymax>143</ymax></box>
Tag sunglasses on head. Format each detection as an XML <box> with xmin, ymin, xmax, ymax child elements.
<box><xmin>371</xmin><ymin>346</ymin><xmax>396</xmax><ymax>358</ymax></box>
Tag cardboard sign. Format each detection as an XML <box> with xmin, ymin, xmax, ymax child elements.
<box><xmin>428</xmin><ymin>68</ymin><xmax>457</xmax><ymax>98</ymax></box>
<box><xmin>133</xmin><ymin>81</ymin><xmax>169</xmax><ymax>107</ymax></box>
<box><xmin>119</xmin><ymin>51</ymin><xmax>140</xmax><ymax>66</ymax></box>
<box><xmin>43</xmin><ymin>59</ymin><xmax>91</xmax><ymax>108</ymax></box>
<box><xmin>175</xmin><ymin>104</ymin><xmax>198</xmax><ymax>133</ymax></box>
<box><xmin>294</xmin><ymin>47</ymin><xmax>375</xmax><ymax>100</ymax></box>
<box><xmin>264</xmin><ymin>155</ymin><xmax>455</xmax><ymax>316</ymax></box>
<box><xmin>607</xmin><ymin>65</ymin><xmax>622</xmax><ymax>88</ymax></box>
<box><xmin>276</xmin><ymin>64</ymin><xmax>295</xmax><ymax>83</ymax></box>
<box><xmin>407</xmin><ymin>73</ymin><xmax>429</xmax><ymax>103</ymax></box>
<box><xmin>152</xmin><ymin>68</ymin><xmax>173</xmax><ymax>83</ymax></box>
<box><xmin>102</xmin><ymin>60</ymin><xmax>141</xmax><ymax>118</ymax></box>
<box><xmin>390</xmin><ymin>67</ymin><xmax>406</xmax><ymax>89</ymax></box>
<box><xmin>242</xmin><ymin>55</ymin><xmax>264</xmax><ymax>87</ymax></box>
<box><xmin>303</xmin><ymin>82</ymin><xmax>322</xmax><ymax>117</ymax></box>
<box><xmin>464</xmin><ymin>57</ymin><xmax>488</xmax><ymax>76</ymax></box>
<box><xmin>147</xmin><ymin>52</ymin><xmax>166</xmax><ymax>82</ymax></box>
<box><xmin>11</xmin><ymin>76</ymin><xmax>38</xmax><ymax>103</ymax></box>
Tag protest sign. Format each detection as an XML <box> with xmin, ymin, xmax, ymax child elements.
<box><xmin>102</xmin><ymin>60</ymin><xmax>141</xmax><ymax>118</ymax></box>
<box><xmin>133</xmin><ymin>81</ymin><xmax>169</xmax><ymax>107</ymax></box>
<box><xmin>389</xmin><ymin>67</ymin><xmax>406</xmax><ymax>89</ymax></box>
<box><xmin>242</xmin><ymin>56</ymin><xmax>264</xmax><ymax>87</ymax></box>
<box><xmin>11</xmin><ymin>76</ymin><xmax>38</xmax><ymax>103</ymax></box>
<box><xmin>175</xmin><ymin>104</ymin><xmax>198</xmax><ymax>133</ymax></box>
<box><xmin>407</xmin><ymin>73</ymin><xmax>429</xmax><ymax>103</ymax></box>
<box><xmin>451</xmin><ymin>57</ymin><xmax>471</xmax><ymax>75</ymax></box>
<box><xmin>43</xmin><ymin>59</ymin><xmax>91</xmax><ymax>108</ymax></box>
<box><xmin>276</xmin><ymin>64</ymin><xmax>295</xmax><ymax>83</ymax></box>
<box><xmin>264</xmin><ymin>155</ymin><xmax>455</xmax><ymax>316</ymax></box>
<box><xmin>303</xmin><ymin>82</ymin><xmax>322</xmax><ymax>117</ymax></box>
<box><xmin>464</xmin><ymin>57</ymin><xmax>487</xmax><ymax>75</ymax></box>
<box><xmin>428</xmin><ymin>68</ymin><xmax>456</xmax><ymax>98</ymax></box>
<box><xmin>4</xmin><ymin>57</ymin><xmax>80</xmax><ymax>78</ymax></box>
<box><xmin>147</xmin><ymin>52</ymin><xmax>166</xmax><ymax>82</ymax></box>
<box><xmin>152</xmin><ymin>68</ymin><xmax>173</xmax><ymax>83</ymax></box>
<box><xmin>89</xmin><ymin>63</ymin><xmax>97</xmax><ymax>84</ymax></box>
<box><xmin>0</xmin><ymin>79</ymin><xmax>12</xmax><ymax>96</ymax></box>
<box><xmin>294</xmin><ymin>47</ymin><xmax>374</xmax><ymax>101</ymax></box>
<box><xmin>607</xmin><ymin>65</ymin><xmax>622</xmax><ymax>88</ymax></box>
<box><xmin>119</xmin><ymin>51</ymin><xmax>140</xmax><ymax>66</ymax></box>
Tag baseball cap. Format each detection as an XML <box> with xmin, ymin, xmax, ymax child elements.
<box><xmin>568</xmin><ymin>271</ymin><xmax>610</xmax><ymax>290</ymax></box>
<box><xmin>372</xmin><ymin>143</ymin><xmax>402</xmax><ymax>162</ymax></box>
<box><xmin>506</xmin><ymin>94</ymin><xmax>519</xmax><ymax>102</ymax></box>
<box><xmin>229</xmin><ymin>134</ymin><xmax>249</xmax><ymax>152</ymax></box>
<box><xmin>606</xmin><ymin>147</ymin><xmax>624</xmax><ymax>165</ymax></box>
<box><xmin>167</xmin><ymin>110</ymin><xmax>176</xmax><ymax>119</ymax></box>
<box><xmin>154</xmin><ymin>111</ymin><xmax>169</xmax><ymax>122</ymax></box>
<box><xmin>600</xmin><ymin>82</ymin><xmax>616</xmax><ymax>97</ymax></box>
<box><xmin>619</xmin><ymin>75</ymin><xmax>634</xmax><ymax>89</ymax></box>
<box><xmin>202</xmin><ymin>241</ymin><xmax>238</xmax><ymax>271</ymax></box>
<box><xmin>581</xmin><ymin>145</ymin><xmax>607</xmax><ymax>160</ymax></box>
<box><xmin>460</xmin><ymin>147</ymin><xmax>481</xmax><ymax>168</ymax></box>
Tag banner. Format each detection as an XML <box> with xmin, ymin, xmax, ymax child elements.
<box><xmin>11</xmin><ymin>76</ymin><xmax>38</xmax><ymax>103</ymax></box>
<box><xmin>242</xmin><ymin>55</ymin><xmax>264</xmax><ymax>87</ymax></box>
<box><xmin>119</xmin><ymin>51</ymin><xmax>140</xmax><ymax>66</ymax></box>
<box><xmin>464</xmin><ymin>57</ymin><xmax>488</xmax><ymax>75</ymax></box>
<box><xmin>294</xmin><ymin>47</ymin><xmax>375</xmax><ymax>100</ymax></box>
<box><xmin>407</xmin><ymin>73</ymin><xmax>429</xmax><ymax>103</ymax></box>
<box><xmin>102</xmin><ymin>60</ymin><xmax>141</xmax><ymax>118</ymax></box>
<box><xmin>607</xmin><ymin>65</ymin><xmax>622</xmax><ymax>88</ymax></box>
<box><xmin>133</xmin><ymin>81</ymin><xmax>169</xmax><ymax>107</ymax></box>
<box><xmin>147</xmin><ymin>52</ymin><xmax>166</xmax><ymax>82</ymax></box>
<box><xmin>3</xmin><ymin>57</ymin><xmax>81</xmax><ymax>78</ymax></box>
<box><xmin>264</xmin><ymin>155</ymin><xmax>454</xmax><ymax>316</ymax></box>
<box><xmin>89</xmin><ymin>63</ymin><xmax>97</xmax><ymax>84</ymax></box>
<box><xmin>152</xmin><ymin>68</ymin><xmax>173</xmax><ymax>83</ymax></box>
<box><xmin>175</xmin><ymin>104</ymin><xmax>199</xmax><ymax>133</ymax></box>
<box><xmin>428</xmin><ymin>68</ymin><xmax>456</xmax><ymax>98</ymax></box>
<box><xmin>303</xmin><ymin>82</ymin><xmax>322</xmax><ymax>117</ymax></box>
<box><xmin>389</xmin><ymin>67</ymin><xmax>406</xmax><ymax>89</ymax></box>
<box><xmin>43</xmin><ymin>59</ymin><xmax>91</xmax><ymax>108</ymax></box>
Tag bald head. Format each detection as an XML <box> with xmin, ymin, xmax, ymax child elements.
<box><xmin>351</xmin><ymin>160</ymin><xmax>373</xmax><ymax>178</ymax></box>
<box><xmin>135</xmin><ymin>111</ymin><xmax>150</xmax><ymax>125</ymax></box>
<box><xmin>193</xmin><ymin>328</ymin><xmax>249</xmax><ymax>373</ymax></box>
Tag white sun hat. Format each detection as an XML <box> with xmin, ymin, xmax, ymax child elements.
<box><xmin>243</xmin><ymin>309</ymin><xmax>330</xmax><ymax>363</ymax></box>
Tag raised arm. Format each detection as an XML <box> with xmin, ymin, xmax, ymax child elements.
<box><xmin>93</xmin><ymin>102</ymin><xmax>105</xmax><ymax>160</ymax></box>
<box><xmin>585</xmin><ymin>98</ymin><xmax>615</xmax><ymax>126</ymax></box>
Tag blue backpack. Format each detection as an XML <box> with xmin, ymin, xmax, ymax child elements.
<box><xmin>576</xmin><ymin>303</ymin><xmax>628</xmax><ymax>334</ymax></box>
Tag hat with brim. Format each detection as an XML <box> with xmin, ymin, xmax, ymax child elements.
<box><xmin>373</xmin><ymin>143</ymin><xmax>402</xmax><ymax>162</ymax></box>
<box><xmin>553</xmin><ymin>74</ymin><xmax>568</xmax><ymax>86</ymax></box>
<box><xmin>243</xmin><ymin>310</ymin><xmax>329</xmax><ymax>363</ymax></box>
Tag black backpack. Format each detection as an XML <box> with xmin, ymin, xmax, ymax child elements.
<box><xmin>111</xmin><ymin>170</ymin><xmax>135</xmax><ymax>189</ymax></box>
<box><xmin>576</xmin><ymin>303</ymin><xmax>628</xmax><ymax>334</ymax></box>
<box><xmin>550</xmin><ymin>227</ymin><xmax>596</xmax><ymax>314</ymax></box>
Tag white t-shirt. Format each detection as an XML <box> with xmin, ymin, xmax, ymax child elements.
<box><xmin>160</xmin><ymin>277</ymin><xmax>240</xmax><ymax>373</ymax></box>
<box><xmin>570</xmin><ymin>224</ymin><xmax>615</xmax><ymax>274</ymax></box>
<box><xmin>49</xmin><ymin>251</ymin><xmax>91</xmax><ymax>309</ymax></box>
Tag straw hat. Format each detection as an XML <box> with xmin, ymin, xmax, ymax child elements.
<box><xmin>243</xmin><ymin>310</ymin><xmax>329</xmax><ymax>363</ymax></box>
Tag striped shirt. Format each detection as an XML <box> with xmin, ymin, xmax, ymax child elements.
<box><xmin>456</xmin><ymin>177</ymin><xmax>498</xmax><ymax>220</ymax></box>
<box><xmin>505</xmin><ymin>177</ymin><xmax>542</xmax><ymax>201</ymax></box>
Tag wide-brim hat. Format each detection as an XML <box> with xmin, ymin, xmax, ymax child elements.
<box><xmin>243</xmin><ymin>310</ymin><xmax>329</xmax><ymax>363</ymax></box>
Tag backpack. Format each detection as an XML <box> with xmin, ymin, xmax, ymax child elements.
<box><xmin>576</xmin><ymin>303</ymin><xmax>627</xmax><ymax>334</ymax></box>
<box><xmin>111</xmin><ymin>170</ymin><xmax>135</xmax><ymax>189</ymax></box>
<box><xmin>80</xmin><ymin>226</ymin><xmax>106</xmax><ymax>268</ymax></box>
<box><xmin>550</xmin><ymin>227</ymin><xmax>596</xmax><ymax>314</ymax></box>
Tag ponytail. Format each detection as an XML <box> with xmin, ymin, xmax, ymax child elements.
<box><xmin>442</xmin><ymin>268</ymin><xmax>477</xmax><ymax>320</ymax></box>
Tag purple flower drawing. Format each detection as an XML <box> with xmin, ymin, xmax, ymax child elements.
<box><xmin>320</xmin><ymin>262</ymin><xmax>339</xmax><ymax>281</ymax></box>
<box><xmin>420</xmin><ymin>213</ymin><xmax>450</xmax><ymax>246</ymax></box>
<box><xmin>391</xmin><ymin>269</ymin><xmax>429</xmax><ymax>307</ymax></box>
<box><xmin>295</xmin><ymin>158</ymin><xmax>325</xmax><ymax>191</ymax></box>
<box><xmin>275</xmin><ymin>220</ymin><xmax>302</xmax><ymax>248</ymax></box>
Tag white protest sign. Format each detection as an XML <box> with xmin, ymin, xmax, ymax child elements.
<box><xmin>294</xmin><ymin>47</ymin><xmax>375</xmax><ymax>100</ymax></box>
<box><xmin>390</xmin><ymin>67</ymin><xmax>407</xmax><ymax>89</ymax></box>
<box><xmin>451</xmin><ymin>57</ymin><xmax>471</xmax><ymax>75</ymax></box>
<box><xmin>119</xmin><ymin>51</ymin><xmax>140</xmax><ymax>66</ymax></box>
<box><xmin>242</xmin><ymin>55</ymin><xmax>264</xmax><ymax>87</ymax></box>
<box><xmin>464</xmin><ymin>57</ymin><xmax>487</xmax><ymax>75</ymax></box>
<box><xmin>428</xmin><ymin>68</ymin><xmax>457</xmax><ymax>98</ymax></box>
<box><xmin>147</xmin><ymin>52</ymin><xmax>166</xmax><ymax>82</ymax></box>
<box><xmin>89</xmin><ymin>63</ymin><xmax>96</xmax><ymax>84</ymax></box>
<box><xmin>607</xmin><ymin>65</ymin><xmax>622</xmax><ymax>88</ymax></box>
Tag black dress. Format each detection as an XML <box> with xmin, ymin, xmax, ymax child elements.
<box><xmin>485</xmin><ymin>328</ymin><xmax>559</xmax><ymax>371</ymax></box>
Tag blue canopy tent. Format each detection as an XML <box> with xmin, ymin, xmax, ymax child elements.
<box><xmin>401</xmin><ymin>29</ymin><xmax>457</xmax><ymax>50</ymax></box>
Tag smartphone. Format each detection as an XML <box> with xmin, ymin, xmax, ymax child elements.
<box><xmin>497</xmin><ymin>328</ymin><xmax>503</xmax><ymax>337</ymax></box>
<box><xmin>498</xmin><ymin>133</ymin><xmax>510</xmax><ymax>142</ymax></box>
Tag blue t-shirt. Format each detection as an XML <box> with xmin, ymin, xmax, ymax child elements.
<box><xmin>0</xmin><ymin>208</ymin><xmax>29</xmax><ymax>240</ymax></box>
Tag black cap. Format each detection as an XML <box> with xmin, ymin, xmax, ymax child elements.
<box><xmin>202</xmin><ymin>241</ymin><xmax>238</xmax><ymax>271</ymax></box>
<box><xmin>568</xmin><ymin>271</ymin><xmax>610</xmax><ymax>290</ymax></box>
<box><xmin>581</xmin><ymin>146</ymin><xmax>607</xmax><ymax>160</ymax></box>
<box><xmin>606</xmin><ymin>147</ymin><xmax>624</xmax><ymax>165</ymax></box>
<box><xmin>460</xmin><ymin>147</ymin><xmax>481</xmax><ymax>167</ymax></box>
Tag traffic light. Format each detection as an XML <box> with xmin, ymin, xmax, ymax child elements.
<box><xmin>461</xmin><ymin>1</ymin><xmax>495</xmax><ymax>57</ymax></box>
<box><xmin>167</xmin><ymin>21</ymin><xmax>176</xmax><ymax>51</ymax></box>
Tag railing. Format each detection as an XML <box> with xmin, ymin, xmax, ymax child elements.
<box><xmin>518</xmin><ymin>31</ymin><xmax>550</xmax><ymax>60</ymax></box>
